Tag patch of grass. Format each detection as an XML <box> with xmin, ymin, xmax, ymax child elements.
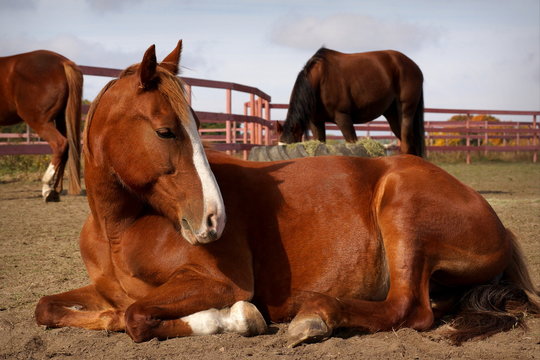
<box><xmin>427</xmin><ymin>151</ymin><xmax>536</xmax><ymax>164</ymax></box>
<box><xmin>436</xmin><ymin>161</ymin><xmax>540</xmax><ymax>195</ymax></box>
<box><xmin>353</xmin><ymin>139</ymin><xmax>385</xmax><ymax>157</ymax></box>
<box><xmin>0</xmin><ymin>155</ymin><xmax>51</xmax><ymax>182</ymax></box>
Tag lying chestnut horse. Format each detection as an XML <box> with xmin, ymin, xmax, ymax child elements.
<box><xmin>0</xmin><ymin>50</ymin><xmax>82</xmax><ymax>201</ymax></box>
<box><xmin>35</xmin><ymin>41</ymin><xmax>538</xmax><ymax>346</ymax></box>
<box><xmin>277</xmin><ymin>48</ymin><xmax>425</xmax><ymax>157</ymax></box>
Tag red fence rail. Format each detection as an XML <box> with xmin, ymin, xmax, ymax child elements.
<box><xmin>1</xmin><ymin>65</ymin><xmax>539</xmax><ymax>163</ymax></box>
<box><xmin>268</xmin><ymin>104</ymin><xmax>539</xmax><ymax>163</ymax></box>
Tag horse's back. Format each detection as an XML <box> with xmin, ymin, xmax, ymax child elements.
<box><xmin>318</xmin><ymin>50</ymin><xmax>422</xmax><ymax>117</ymax></box>
<box><xmin>0</xmin><ymin>50</ymin><xmax>71</xmax><ymax>123</ymax></box>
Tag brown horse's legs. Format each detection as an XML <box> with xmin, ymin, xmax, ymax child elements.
<box><xmin>384</xmin><ymin>102</ymin><xmax>402</xmax><ymax>143</ymax></box>
<box><xmin>309</xmin><ymin>121</ymin><xmax>326</xmax><ymax>142</ymax></box>
<box><xmin>400</xmin><ymin>101</ymin><xmax>421</xmax><ymax>155</ymax></box>
<box><xmin>35</xmin><ymin>285</ymin><xmax>125</xmax><ymax>331</ymax></box>
<box><xmin>124</xmin><ymin>271</ymin><xmax>265</xmax><ymax>342</ymax></box>
<box><xmin>334</xmin><ymin>112</ymin><xmax>358</xmax><ymax>143</ymax></box>
<box><xmin>288</xmin><ymin>240</ymin><xmax>434</xmax><ymax>346</ymax></box>
<box><xmin>31</xmin><ymin>119</ymin><xmax>68</xmax><ymax>201</ymax></box>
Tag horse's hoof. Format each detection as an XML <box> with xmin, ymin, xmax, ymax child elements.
<box><xmin>226</xmin><ymin>301</ymin><xmax>267</xmax><ymax>336</ymax></box>
<box><xmin>287</xmin><ymin>315</ymin><xmax>331</xmax><ymax>347</ymax></box>
<box><xmin>43</xmin><ymin>190</ymin><xmax>60</xmax><ymax>202</ymax></box>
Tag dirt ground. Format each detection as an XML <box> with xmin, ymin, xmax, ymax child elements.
<box><xmin>0</xmin><ymin>161</ymin><xmax>538</xmax><ymax>360</ymax></box>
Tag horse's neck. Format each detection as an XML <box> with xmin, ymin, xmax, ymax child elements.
<box><xmin>85</xmin><ymin>167</ymin><xmax>143</xmax><ymax>241</ymax></box>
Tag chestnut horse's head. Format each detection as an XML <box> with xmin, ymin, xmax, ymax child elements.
<box><xmin>85</xmin><ymin>41</ymin><xmax>225</xmax><ymax>245</ymax></box>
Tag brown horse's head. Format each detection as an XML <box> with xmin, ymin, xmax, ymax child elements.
<box><xmin>85</xmin><ymin>41</ymin><xmax>225</xmax><ymax>245</ymax></box>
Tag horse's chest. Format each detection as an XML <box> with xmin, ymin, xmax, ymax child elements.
<box><xmin>110</xmin><ymin>237</ymin><xmax>179</xmax><ymax>297</ymax></box>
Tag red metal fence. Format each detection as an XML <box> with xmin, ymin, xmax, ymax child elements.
<box><xmin>269</xmin><ymin>104</ymin><xmax>539</xmax><ymax>163</ymax></box>
<box><xmin>1</xmin><ymin>65</ymin><xmax>539</xmax><ymax>163</ymax></box>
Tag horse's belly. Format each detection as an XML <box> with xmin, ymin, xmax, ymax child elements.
<box><xmin>289</xmin><ymin>235</ymin><xmax>388</xmax><ymax>300</ymax></box>
<box><xmin>256</xmin><ymin>218</ymin><xmax>389</xmax><ymax>321</ymax></box>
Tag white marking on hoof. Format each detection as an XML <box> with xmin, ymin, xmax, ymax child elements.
<box><xmin>41</xmin><ymin>163</ymin><xmax>56</xmax><ymax>199</ymax></box>
<box><xmin>181</xmin><ymin>308</ymin><xmax>222</xmax><ymax>335</ymax></box>
<box><xmin>222</xmin><ymin>301</ymin><xmax>267</xmax><ymax>336</ymax></box>
<box><xmin>181</xmin><ymin>301</ymin><xmax>266</xmax><ymax>336</ymax></box>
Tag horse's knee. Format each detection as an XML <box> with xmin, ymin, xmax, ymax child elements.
<box><xmin>35</xmin><ymin>296</ymin><xmax>60</xmax><ymax>327</ymax></box>
<box><xmin>124</xmin><ymin>303</ymin><xmax>160</xmax><ymax>343</ymax></box>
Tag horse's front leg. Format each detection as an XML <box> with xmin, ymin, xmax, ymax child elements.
<box><xmin>35</xmin><ymin>284</ymin><xmax>126</xmax><ymax>331</ymax></box>
<box><xmin>124</xmin><ymin>270</ymin><xmax>267</xmax><ymax>342</ymax></box>
<box><xmin>309</xmin><ymin>120</ymin><xmax>326</xmax><ymax>142</ymax></box>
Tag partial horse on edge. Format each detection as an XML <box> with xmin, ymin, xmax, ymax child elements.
<box><xmin>35</xmin><ymin>41</ymin><xmax>538</xmax><ymax>347</ymax></box>
<box><xmin>0</xmin><ymin>50</ymin><xmax>82</xmax><ymax>201</ymax></box>
<box><xmin>277</xmin><ymin>48</ymin><xmax>425</xmax><ymax>157</ymax></box>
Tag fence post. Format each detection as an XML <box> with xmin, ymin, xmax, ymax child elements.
<box><xmin>243</xmin><ymin>102</ymin><xmax>249</xmax><ymax>160</ymax></box>
<box><xmin>250</xmin><ymin>94</ymin><xmax>256</xmax><ymax>145</ymax></box>
<box><xmin>466</xmin><ymin>115</ymin><xmax>471</xmax><ymax>164</ymax></box>
<box><xmin>484</xmin><ymin>120</ymin><xmax>488</xmax><ymax>156</ymax></box>
<box><xmin>225</xmin><ymin>89</ymin><xmax>232</xmax><ymax>155</ymax></box>
<box><xmin>264</xmin><ymin>100</ymin><xmax>271</xmax><ymax>145</ymax></box>
<box><xmin>26</xmin><ymin>124</ymin><xmax>31</xmax><ymax>144</ymax></box>
<box><xmin>534</xmin><ymin>114</ymin><xmax>538</xmax><ymax>163</ymax></box>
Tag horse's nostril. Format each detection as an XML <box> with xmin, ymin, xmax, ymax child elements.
<box><xmin>181</xmin><ymin>218</ymin><xmax>191</xmax><ymax>231</ymax></box>
<box><xmin>207</xmin><ymin>214</ymin><xmax>216</xmax><ymax>229</ymax></box>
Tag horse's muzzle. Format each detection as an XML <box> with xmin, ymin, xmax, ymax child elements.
<box><xmin>180</xmin><ymin>212</ymin><xmax>224</xmax><ymax>245</ymax></box>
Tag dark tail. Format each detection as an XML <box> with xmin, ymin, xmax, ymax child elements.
<box><xmin>413</xmin><ymin>90</ymin><xmax>425</xmax><ymax>157</ymax></box>
<box><xmin>444</xmin><ymin>230</ymin><xmax>540</xmax><ymax>345</ymax></box>
<box><xmin>63</xmin><ymin>62</ymin><xmax>83</xmax><ymax>195</ymax></box>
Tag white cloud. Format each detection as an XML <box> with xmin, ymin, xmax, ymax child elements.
<box><xmin>270</xmin><ymin>13</ymin><xmax>439</xmax><ymax>53</ymax></box>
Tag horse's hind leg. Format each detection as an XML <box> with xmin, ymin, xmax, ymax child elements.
<box><xmin>287</xmin><ymin>237</ymin><xmax>434</xmax><ymax>346</ymax></box>
<box><xmin>399</xmin><ymin>97</ymin><xmax>422</xmax><ymax>155</ymax></box>
<box><xmin>334</xmin><ymin>112</ymin><xmax>358</xmax><ymax>143</ymax></box>
<box><xmin>38</xmin><ymin>119</ymin><xmax>68</xmax><ymax>202</ymax></box>
<box><xmin>35</xmin><ymin>285</ymin><xmax>125</xmax><ymax>331</ymax></box>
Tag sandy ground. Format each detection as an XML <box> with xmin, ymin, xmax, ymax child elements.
<box><xmin>0</xmin><ymin>162</ymin><xmax>539</xmax><ymax>360</ymax></box>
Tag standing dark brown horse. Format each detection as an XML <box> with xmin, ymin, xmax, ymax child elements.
<box><xmin>277</xmin><ymin>48</ymin><xmax>425</xmax><ymax>156</ymax></box>
<box><xmin>35</xmin><ymin>42</ymin><xmax>538</xmax><ymax>347</ymax></box>
<box><xmin>0</xmin><ymin>50</ymin><xmax>82</xmax><ymax>201</ymax></box>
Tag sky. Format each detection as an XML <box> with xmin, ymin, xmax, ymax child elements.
<box><xmin>1</xmin><ymin>0</ymin><xmax>539</xmax><ymax>121</ymax></box>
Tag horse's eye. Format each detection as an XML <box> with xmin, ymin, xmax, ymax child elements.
<box><xmin>156</xmin><ymin>128</ymin><xmax>176</xmax><ymax>139</ymax></box>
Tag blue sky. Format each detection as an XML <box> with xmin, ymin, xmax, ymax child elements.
<box><xmin>1</xmin><ymin>0</ymin><xmax>539</xmax><ymax>120</ymax></box>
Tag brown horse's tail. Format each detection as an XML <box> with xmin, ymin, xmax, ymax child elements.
<box><xmin>63</xmin><ymin>62</ymin><xmax>83</xmax><ymax>195</ymax></box>
<box><xmin>444</xmin><ymin>230</ymin><xmax>540</xmax><ymax>344</ymax></box>
<box><xmin>413</xmin><ymin>90</ymin><xmax>425</xmax><ymax>157</ymax></box>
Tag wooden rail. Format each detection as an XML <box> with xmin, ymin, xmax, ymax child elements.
<box><xmin>0</xmin><ymin>65</ymin><xmax>538</xmax><ymax>163</ymax></box>
<box><xmin>268</xmin><ymin>105</ymin><xmax>539</xmax><ymax>163</ymax></box>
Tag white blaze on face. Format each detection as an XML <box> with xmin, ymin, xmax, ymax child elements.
<box><xmin>183</xmin><ymin>112</ymin><xmax>226</xmax><ymax>242</ymax></box>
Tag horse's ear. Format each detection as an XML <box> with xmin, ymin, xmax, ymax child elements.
<box><xmin>275</xmin><ymin>121</ymin><xmax>283</xmax><ymax>134</ymax></box>
<box><xmin>139</xmin><ymin>44</ymin><xmax>157</xmax><ymax>89</ymax></box>
<box><xmin>160</xmin><ymin>40</ymin><xmax>182</xmax><ymax>75</ymax></box>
